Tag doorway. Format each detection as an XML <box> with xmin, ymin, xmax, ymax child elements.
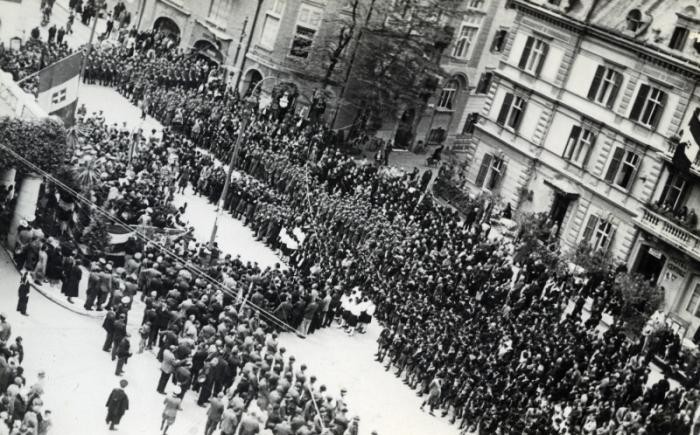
<box><xmin>549</xmin><ymin>192</ymin><xmax>573</xmax><ymax>236</ymax></box>
<box><xmin>635</xmin><ymin>244</ymin><xmax>666</xmax><ymax>283</ymax></box>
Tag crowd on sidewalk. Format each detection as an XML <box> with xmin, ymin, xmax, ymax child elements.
<box><xmin>0</xmin><ymin>313</ymin><xmax>52</xmax><ymax>435</ymax></box>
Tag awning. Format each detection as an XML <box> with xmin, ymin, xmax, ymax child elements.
<box><xmin>195</xmin><ymin>19</ymin><xmax>234</xmax><ymax>42</ymax></box>
<box><xmin>544</xmin><ymin>178</ymin><xmax>580</xmax><ymax>199</ymax></box>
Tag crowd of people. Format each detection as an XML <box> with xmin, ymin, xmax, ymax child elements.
<box><xmin>0</xmin><ymin>313</ymin><xmax>52</xmax><ymax>435</ymax></box>
<box><xmin>2</xmin><ymin>19</ymin><xmax>698</xmax><ymax>435</ymax></box>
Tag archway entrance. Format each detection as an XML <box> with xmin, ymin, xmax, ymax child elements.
<box><xmin>241</xmin><ymin>69</ymin><xmax>263</xmax><ymax>96</ymax></box>
<box><xmin>193</xmin><ymin>39</ymin><xmax>223</xmax><ymax>65</ymax></box>
<box><xmin>153</xmin><ymin>17</ymin><xmax>180</xmax><ymax>38</ymax></box>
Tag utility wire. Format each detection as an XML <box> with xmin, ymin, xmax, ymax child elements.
<box><xmin>0</xmin><ymin>141</ymin><xmax>303</xmax><ymax>336</ymax></box>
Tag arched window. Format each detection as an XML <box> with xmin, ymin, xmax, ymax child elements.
<box><xmin>437</xmin><ymin>79</ymin><xmax>459</xmax><ymax>110</ymax></box>
<box><xmin>626</xmin><ymin>9</ymin><xmax>642</xmax><ymax>32</ymax></box>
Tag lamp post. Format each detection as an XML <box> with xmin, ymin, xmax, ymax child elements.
<box><xmin>209</xmin><ymin>76</ymin><xmax>277</xmax><ymax>244</ymax></box>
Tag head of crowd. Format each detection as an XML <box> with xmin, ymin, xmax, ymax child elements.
<box><xmin>1</xmin><ymin>18</ymin><xmax>699</xmax><ymax>435</ymax></box>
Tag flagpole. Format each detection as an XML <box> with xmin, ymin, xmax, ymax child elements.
<box><xmin>15</xmin><ymin>70</ymin><xmax>42</xmax><ymax>86</ymax></box>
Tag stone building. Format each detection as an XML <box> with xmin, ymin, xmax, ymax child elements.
<box><xmin>467</xmin><ymin>0</ymin><xmax>700</xmax><ymax>338</ymax></box>
<box><xmin>405</xmin><ymin>0</ymin><xmax>516</xmax><ymax>154</ymax></box>
<box><xmin>138</xmin><ymin>0</ymin><xmax>260</xmax><ymax>83</ymax></box>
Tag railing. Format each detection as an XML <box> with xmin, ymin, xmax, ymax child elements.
<box><xmin>666</xmin><ymin>139</ymin><xmax>700</xmax><ymax>168</ymax></box>
<box><xmin>637</xmin><ymin>207</ymin><xmax>700</xmax><ymax>261</ymax></box>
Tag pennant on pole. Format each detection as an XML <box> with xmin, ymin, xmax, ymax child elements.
<box><xmin>37</xmin><ymin>52</ymin><xmax>83</xmax><ymax>126</ymax></box>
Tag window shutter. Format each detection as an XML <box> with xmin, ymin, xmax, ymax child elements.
<box><xmin>650</xmin><ymin>90</ymin><xmax>667</xmax><ymax>129</ymax></box>
<box><xmin>513</xmin><ymin>99</ymin><xmax>526</xmax><ymax>130</ymax></box>
<box><xmin>604</xmin><ymin>147</ymin><xmax>624</xmax><ymax>183</ymax></box>
<box><xmin>581</xmin><ymin>215</ymin><xmax>598</xmax><ymax>244</ymax></box>
<box><xmin>624</xmin><ymin>153</ymin><xmax>641</xmax><ymax>190</ymax></box>
<box><xmin>607</xmin><ymin>71</ymin><xmax>623</xmax><ymax>109</ymax></box>
<box><xmin>518</xmin><ymin>36</ymin><xmax>533</xmax><ymax>70</ymax></box>
<box><xmin>581</xmin><ymin>133</ymin><xmax>596</xmax><ymax>168</ymax></box>
<box><xmin>587</xmin><ymin>65</ymin><xmax>604</xmax><ymax>100</ymax></box>
<box><xmin>475</xmin><ymin>154</ymin><xmax>492</xmax><ymax>187</ymax></box>
<box><xmin>535</xmin><ymin>42</ymin><xmax>549</xmax><ymax>76</ymax></box>
<box><xmin>629</xmin><ymin>84</ymin><xmax>649</xmax><ymax>121</ymax></box>
<box><xmin>495</xmin><ymin>161</ymin><xmax>507</xmax><ymax>189</ymax></box>
<box><xmin>491</xmin><ymin>31</ymin><xmax>500</xmax><ymax>51</ymax></box>
<box><xmin>601</xmin><ymin>225</ymin><xmax>616</xmax><ymax>253</ymax></box>
<box><xmin>497</xmin><ymin>93</ymin><xmax>513</xmax><ymax>126</ymax></box>
<box><xmin>563</xmin><ymin>125</ymin><xmax>582</xmax><ymax>160</ymax></box>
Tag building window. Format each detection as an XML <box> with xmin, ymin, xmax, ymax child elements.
<box><xmin>462</xmin><ymin>113</ymin><xmax>479</xmax><ymax>134</ymax></box>
<box><xmin>629</xmin><ymin>84</ymin><xmax>667</xmax><ymax>129</ymax></box>
<box><xmin>496</xmin><ymin>93</ymin><xmax>526</xmax><ymax>131</ymax></box>
<box><xmin>659</xmin><ymin>174</ymin><xmax>687</xmax><ymax>210</ymax></box>
<box><xmin>475</xmin><ymin>153</ymin><xmax>506</xmax><ymax>190</ymax></box>
<box><xmin>626</xmin><ymin>9</ymin><xmax>643</xmax><ymax>32</ymax></box>
<box><xmin>260</xmin><ymin>15</ymin><xmax>281</xmax><ymax>50</ymax></box>
<box><xmin>669</xmin><ymin>27</ymin><xmax>689</xmax><ymax>51</ymax></box>
<box><xmin>272</xmin><ymin>0</ymin><xmax>286</xmax><ymax>14</ymax></box>
<box><xmin>518</xmin><ymin>36</ymin><xmax>549</xmax><ymax>76</ymax></box>
<box><xmin>290</xmin><ymin>3</ymin><xmax>323</xmax><ymax>58</ymax></box>
<box><xmin>475</xmin><ymin>72</ymin><xmax>492</xmax><ymax>94</ymax></box>
<box><xmin>452</xmin><ymin>25</ymin><xmax>478</xmax><ymax>59</ymax></box>
<box><xmin>604</xmin><ymin>147</ymin><xmax>640</xmax><ymax>190</ymax></box>
<box><xmin>208</xmin><ymin>0</ymin><xmax>232</xmax><ymax>25</ymax></box>
<box><xmin>563</xmin><ymin>125</ymin><xmax>595</xmax><ymax>167</ymax></box>
<box><xmin>581</xmin><ymin>215</ymin><xmax>615</xmax><ymax>252</ymax></box>
<box><xmin>491</xmin><ymin>30</ymin><xmax>508</xmax><ymax>52</ymax></box>
<box><xmin>468</xmin><ymin>0</ymin><xmax>484</xmax><ymax>9</ymax></box>
<box><xmin>686</xmin><ymin>283</ymin><xmax>700</xmax><ymax>316</ymax></box>
<box><xmin>428</xmin><ymin>128</ymin><xmax>446</xmax><ymax>144</ymax></box>
<box><xmin>437</xmin><ymin>80</ymin><xmax>458</xmax><ymax>110</ymax></box>
<box><xmin>587</xmin><ymin>65</ymin><xmax>623</xmax><ymax>108</ymax></box>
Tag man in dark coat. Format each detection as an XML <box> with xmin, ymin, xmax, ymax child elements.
<box><xmin>61</xmin><ymin>255</ymin><xmax>82</xmax><ymax>304</ymax></box>
<box><xmin>111</xmin><ymin>314</ymin><xmax>127</xmax><ymax>361</ymax></box>
<box><xmin>102</xmin><ymin>309</ymin><xmax>117</xmax><ymax>352</ymax></box>
<box><xmin>115</xmin><ymin>333</ymin><xmax>131</xmax><ymax>376</ymax></box>
<box><xmin>16</xmin><ymin>272</ymin><xmax>30</xmax><ymax>316</ymax></box>
<box><xmin>106</xmin><ymin>379</ymin><xmax>129</xmax><ymax>430</ymax></box>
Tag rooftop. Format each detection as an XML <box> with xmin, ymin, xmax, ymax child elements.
<box><xmin>522</xmin><ymin>0</ymin><xmax>700</xmax><ymax>66</ymax></box>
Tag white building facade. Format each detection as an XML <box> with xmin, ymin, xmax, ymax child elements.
<box><xmin>468</xmin><ymin>0</ymin><xmax>700</xmax><ymax>336</ymax></box>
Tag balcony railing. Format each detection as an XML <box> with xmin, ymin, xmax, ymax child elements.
<box><xmin>636</xmin><ymin>207</ymin><xmax>700</xmax><ymax>262</ymax></box>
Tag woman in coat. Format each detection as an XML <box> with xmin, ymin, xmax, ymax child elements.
<box><xmin>31</xmin><ymin>245</ymin><xmax>47</xmax><ymax>283</ymax></box>
<box><xmin>106</xmin><ymin>380</ymin><xmax>129</xmax><ymax>430</ymax></box>
<box><xmin>45</xmin><ymin>244</ymin><xmax>63</xmax><ymax>287</ymax></box>
<box><xmin>61</xmin><ymin>255</ymin><xmax>82</xmax><ymax>304</ymax></box>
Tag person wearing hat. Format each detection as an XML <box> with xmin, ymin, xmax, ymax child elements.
<box><xmin>105</xmin><ymin>379</ymin><xmax>129</xmax><ymax>430</ymax></box>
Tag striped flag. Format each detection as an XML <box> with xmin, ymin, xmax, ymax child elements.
<box><xmin>37</xmin><ymin>52</ymin><xmax>83</xmax><ymax>126</ymax></box>
<box><xmin>679</xmin><ymin>107</ymin><xmax>700</xmax><ymax>164</ymax></box>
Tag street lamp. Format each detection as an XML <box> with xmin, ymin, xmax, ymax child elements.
<box><xmin>209</xmin><ymin>76</ymin><xmax>277</xmax><ymax>244</ymax></box>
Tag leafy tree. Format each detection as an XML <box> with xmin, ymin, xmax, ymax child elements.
<box><xmin>0</xmin><ymin>117</ymin><xmax>69</xmax><ymax>175</ymax></box>
<box><xmin>81</xmin><ymin>214</ymin><xmax>110</xmax><ymax>255</ymax></box>
<box><xmin>614</xmin><ymin>272</ymin><xmax>664</xmax><ymax>336</ymax></box>
<box><xmin>325</xmin><ymin>0</ymin><xmax>458</xmax><ymax>135</ymax></box>
<box><xmin>73</xmin><ymin>158</ymin><xmax>103</xmax><ymax>190</ymax></box>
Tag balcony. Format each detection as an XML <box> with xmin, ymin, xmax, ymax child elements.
<box><xmin>662</xmin><ymin>137</ymin><xmax>700</xmax><ymax>178</ymax></box>
<box><xmin>636</xmin><ymin>207</ymin><xmax>700</xmax><ymax>262</ymax></box>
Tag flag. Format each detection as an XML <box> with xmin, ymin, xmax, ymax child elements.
<box><xmin>37</xmin><ymin>52</ymin><xmax>82</xmax><ymax>126</ymax></box>
<box><xmin>680</xmin><ymin>106</ymin><xmax>700</xmax><ymax>164</ymax></box>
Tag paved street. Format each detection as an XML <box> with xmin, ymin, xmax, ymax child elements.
<box><xmin>0</xmin><ymin>83</ymin><xmax>461</xmax><ymax>435</ymax></box>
